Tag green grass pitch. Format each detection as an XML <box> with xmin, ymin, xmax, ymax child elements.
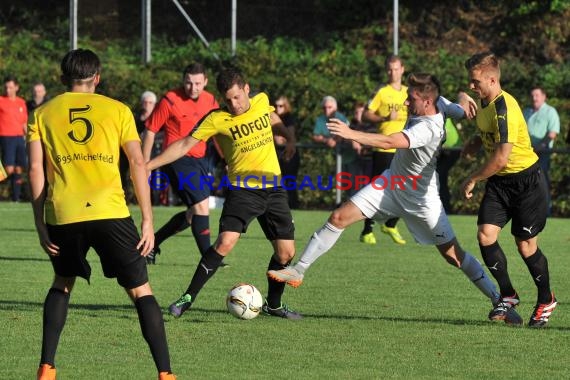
<box><xmin>1</xmin><ymin>202</ymin><xmax>568</xmax><ymax>379</ymax></box>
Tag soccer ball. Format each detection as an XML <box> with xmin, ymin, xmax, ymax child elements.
<box><xmin>226</xmin><ymin>283</ymin><xmax>263</xmax><ymax>320</ymax></box>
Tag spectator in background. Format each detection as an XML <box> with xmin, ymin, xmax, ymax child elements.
<box><xmin>523</xmin><ymin>86</ymin><xmax>560</xmax><ymax>215</ymax></box>
<box><xmin>135</xmin><ymin>90</ymin><xmax>158</xmax><ymax>134</ymax></box>
<box><xmin>344</xmin><ymin>101</ymin><xmax>374</xmax><ymax>198</ymax></box>
<box><xmin>274</xmin><ymin>96</ymin><xmax>301</xmax><ymax>209</ymax></box>
<box><xmin>26</xmin><ymin>82</ymin><xmax>49</xmax><ymax>114</ymax></box>
<box><xmin>0</xmin><ymin>75</ymin><xmax>28</xmax><ymax>201</ymax></box>
<box><xmin>360</xmin><ymin>55</ymin><xmax>408</xmax><ymax>246</ymax></box>
<box><xmin>436</xmin><ymin>118</ymin><xmax>462</xmax><ymax>214</ymax></box>
<box><xmin>312</xmin><ymin>95</ymin><xmax>348</xmax><ymax>148</ymax></box>
<box><xmin>120</xmin><ymin>90</ymin><xmax>159</xmax><ymax>203</ymax></box>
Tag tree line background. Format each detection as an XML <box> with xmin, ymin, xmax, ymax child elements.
<box><xmin>1</xmin><ymin>0</ymin><xmax>570</xmax><ymax>213</ymax></box>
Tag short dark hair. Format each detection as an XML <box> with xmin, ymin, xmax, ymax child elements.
<box><xmin>216</xmin><ymin>67</ymin><xmax>246</xmax><ymax>94</ymax></box>
<box><xmin>407</xmin><ymin>73</ymin><xmax>440</xmax><ymax>101</ymax></box>
<box><xmin>3</xmin><ymin>75</ymin><xmax>19</xmax><ymax>85</ymax></box>
<box><xmin>183</xmin><ymin>62</ymin><xmax>207</xmax><ymax>77</ymax></box>
<box><xmin>60</xmin><ymin>49</ymin><xmax>101</xmax><ymax>83</ymax></box>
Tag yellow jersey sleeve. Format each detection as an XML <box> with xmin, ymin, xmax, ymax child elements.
<box><xmin>476</xmin><ymin>91</ymin><xmax>538</xmax><ymax>175</ymax></box>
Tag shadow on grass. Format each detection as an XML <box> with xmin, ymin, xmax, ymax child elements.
<box><xmin>3</xmin><ymin>227</ymin><xmax>36</xmax><ymax>232</ymax></box>
<box><xmin>3</xmin><ymin>300</ymin><xmax>568</xmax><ymax>331</ymax></box>
<box><xmin>0</xmin><ymin>255</ymin><xmax>49</xmax><ymax>262</ymax></box>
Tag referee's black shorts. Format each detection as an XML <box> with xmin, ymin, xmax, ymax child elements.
<box><xmin>478</xmin><ymin>162</ymin><xmax>547</xmax><ymax>239</ymax></box>
<box><xmin>166</xmin><ymin>155</ymin><xmax>211</xmax><ymax>207</ymax></box>
<box><xmin>219</xmin><ymin>187</ymin><xmax>295</xmax><ymax>240</ymax></box>
<box><xmin>47</xmin><ymin>217</ymin><xmax>148</xmax><ymax>289</ymax></box>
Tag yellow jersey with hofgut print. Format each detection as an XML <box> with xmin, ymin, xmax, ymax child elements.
<box><xmin>367</xmin><ymin>84</ymin><xmax>408</xmax><ymax>153</ymax></box>
<box><xmin>476</xmin><ymin>90</ymin><xmax>538</xmax><ymax>175</ymax></box>
<box><xmin>27</xmin><ymin>92</ymin><xmax>140</xmax><ymax>224</ymax></box>
<box><xmin>191</xmin><ymin>92</ymin><xmax>281</xmax><ymax>188</ymax></box>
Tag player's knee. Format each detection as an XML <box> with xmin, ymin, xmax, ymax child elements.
<box><xmin>127</xmin><ymin>282</ymin><xmax>153</xmax><ymax>301</ymax></box>
<box><xmin>52</xmin><ymin>275</ymin><xmax>76</xmax><ymax>293</ymax></box>
<box><xmin>329</xmin><ymin>209</ymin><xmax>347</xmax><ymax>228</ymax></box>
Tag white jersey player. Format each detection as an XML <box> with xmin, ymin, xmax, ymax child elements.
<box><xmin>268</xmin><ymin>73</ymin><xmax>522</xmax><ymax>325</ymax></box>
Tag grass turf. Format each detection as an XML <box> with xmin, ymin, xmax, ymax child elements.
<box><xmin>0</xmin><ymin>202</ymin><xmax>568</xmax><ymax>379</ymax></box>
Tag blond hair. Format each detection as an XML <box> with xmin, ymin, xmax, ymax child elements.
<box><xmin>465</xmin><ymin>52</ymin><xmax>501</xmax><ymax>80</ymax></box>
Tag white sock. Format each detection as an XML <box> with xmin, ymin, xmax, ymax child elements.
<box><xmin>294</xmin><ymin>222</ymin><xmax>344</xmax><ymax>274</ymax></box>
<box><xmin>460</xmin><ymin>252</ymin><xmax>500</xmax><ymax>302</ymax></box>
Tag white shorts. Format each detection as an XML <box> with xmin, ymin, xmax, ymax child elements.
<box><xmin>350</xmin><ymin>175</ymin><xmax>455</xmax><ymax>246</ymax></box>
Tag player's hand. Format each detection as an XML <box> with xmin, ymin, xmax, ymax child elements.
<box><xmin>137</xmin><ymin>219</ymin><xmax>155</xmax><ymax>256</ymax></box>
<box><xmin>284</xmin><ymin>141</ymin><xmax>296</xmax><ymax>161</ymax></box>
<box><xmin>458</xmin><ymin>91</ymin><xmax>477</xmax><ymax>119</ymax></box>
<box><xmin>327</xmin><ymin>118</ymin><xmax>353</xmax><ymax>140</ymax></box>
<box><xmin>461</xmin><ymin>178</ymin><xmax>476</xmax><ymax>200</ymax></box>
<box><xmin>35</xmin><ymin>223</ymin><xmax>60</xmax><ymax>256</ymax></box>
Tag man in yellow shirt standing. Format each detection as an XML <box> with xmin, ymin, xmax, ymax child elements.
<box><xmin>360</xmin><ymin>55</ymin><xmax>408</xmax><ymax>245</ymax></box>
<box><xmin>28</xmin><ymin>49</ymin><xmax>176</xmax><ymax>379</ymax></box>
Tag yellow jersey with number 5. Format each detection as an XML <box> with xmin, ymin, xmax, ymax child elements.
<box><xmin>475</xmin><ymin>90</ymin><xmax>538</xmax><ymax>175</ymax></box>
<box><xmin>27</xmin><ymin>92</ymin><xmax>140</xmax><ymax>224</ymax></box>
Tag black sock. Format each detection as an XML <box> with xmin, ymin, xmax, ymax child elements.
<box><xmin>40</xmin><ymin>288</ymin><xmax>70</xmax><ymax>366</ymax></box>
<box><xmin>191</xmin><ymin>215</ymin><xmax>211</xmax><ymax>256</ymax></box>
<box><xmin>523</xmin><ymin>248</ymin><xmax>552</xmax><ymax>304</ymax></box>
<box><xmin>155</xmin><ymin>211</ymin><xmax>190</xmax><ymax>247</ymax></box>
<box><xmin>266</xmin><ymin>256</ymin><xmax>290</xmax><ymax>309</ymax></box>
<box><xmin>184</xmin><ymin>246</ymin><xmax>225</xmax><ymax>300</ymax></box>
<box><xmin>479</xmin><ymin>241</ymin><xmax>516</xmax><ymax>297</ymax></box>
<box><xmin>385</xmin><ymin>217</ymin><xmax>399</xmax><ymax>229</ymax></box>
<box><xmin>361</xmin><ymin>219</ymin><xmax>374</xmax><ymax>235</ymax></box>
<box><xmin>135</xmin><ymin>295</ymin><xmax>171</xmax><ymax>373</ymax></box>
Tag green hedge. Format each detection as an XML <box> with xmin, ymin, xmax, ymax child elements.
<box><xmin>1</xmin><ymin>26</ymin><xmax>569</xmax><ymax>213</ymax></box>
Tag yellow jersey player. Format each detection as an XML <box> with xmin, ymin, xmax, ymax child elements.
<box><xmin>148</xmin><ymin>67</ymin><xmax>301</xmax><ymax>320</ymax></box>
<box><xmin>28</xmin><ymin>49</ymin><xmax>176</xmax><ymax>380</ymax></box>
<box><xmin>462</xmin><ymin>51</ymin><xmax>557</xmax><ymax>328</ymax></box>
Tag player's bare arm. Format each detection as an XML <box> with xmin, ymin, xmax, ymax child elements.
<box><xmin>270</xmin><ymin>111</ymin><xmax>296</xmax><ymax>160</ymax></box>
<box><xmin>327</xmin><ymin>118</ymin><xmax>409</xmax><ymax>150</ymax></box>
<box><xmin>462</xmin><ymin>142</ymin><xmax>512</xmax><ymax>199</ymax></box>
<box><xmin>147</xmin><ymin>135</ymin><xmax>200</xmax><ymax>171</ymax></box>
<box><xmin>141</xmin><ymin>129</ymin><xmax>156</xmax><ymax>162</ymax></box>
<box><xmin>457</xmin><ymin>91</ymin><xmax>478</xmax><ymax>119</ymax></box>
<box><xmin>124</xmin><ymin>140</ymin><xmax>154</xmax><ymax>256</ymax></box>
<box><xmin>461</xmin><ymin>135</ymin><xmax>483</xmax><ymax>159</ymax></box>
<box><xmin>28</xmin><ymin>140</ymin><xmax>60</xmax><ymax>256</ymax></box>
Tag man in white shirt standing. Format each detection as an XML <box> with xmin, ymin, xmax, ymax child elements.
<box><xmin>523</xmin><ymin>86</ymin><xmax>560</xmax><ymax>215</ymax></box>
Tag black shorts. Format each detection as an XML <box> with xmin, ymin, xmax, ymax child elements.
<box><xmin>47</xmin><ymin>217</ymin><xmax>148</xmax><ymax>289</ymax></box>
<box><xmin>478</xmin><ymin>163</ymin><xmax>547</xmax><ymax>239</ymax></box>
<box><xmin>220</xmin><ymin>187</ymin><xmax>295</xmax><ymax>240</ymax></box>
<box><xmin>166</xmin><ymin>156</ymin><xmax>211</xmax><ymax>207</ymax></box>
